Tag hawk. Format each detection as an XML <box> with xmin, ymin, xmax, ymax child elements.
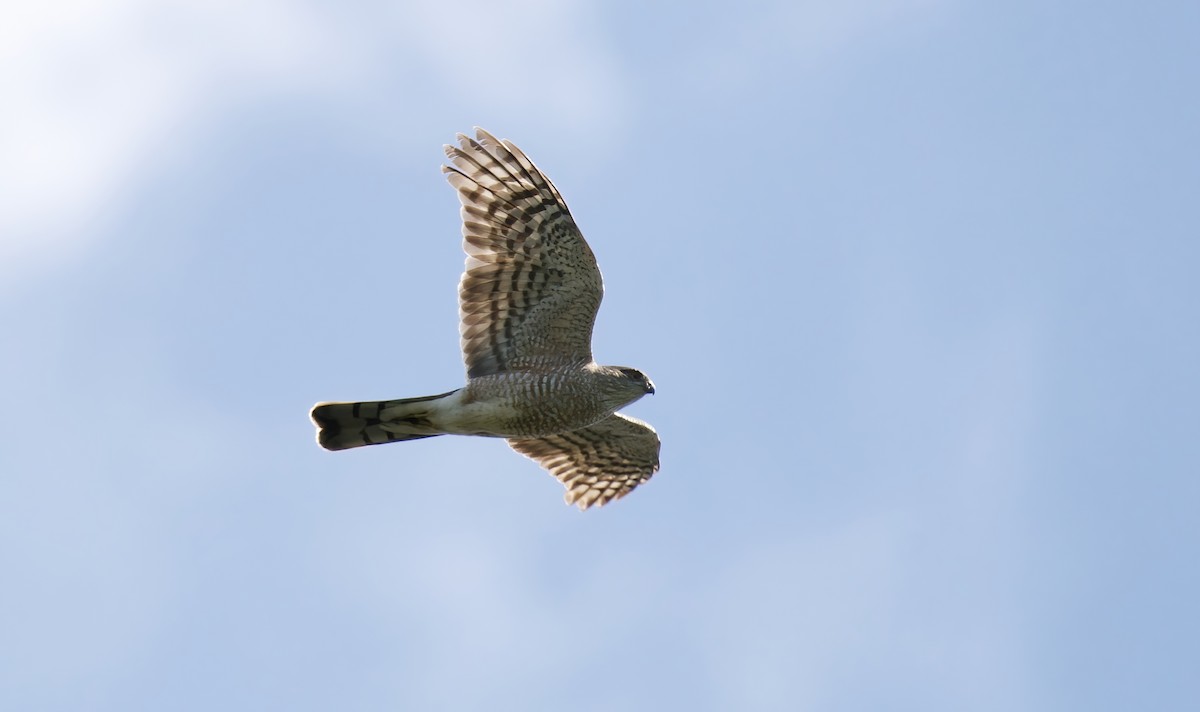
<box><xmin>311</xmin><ymin>128</ymin><xmax>660</xmax><ymax>509</ymax></box>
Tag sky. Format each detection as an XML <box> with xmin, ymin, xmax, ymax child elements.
<box><xmin>2</xmin><ymin>0</ymin><xmax>1198</xmax><ymax>709</ymax></box>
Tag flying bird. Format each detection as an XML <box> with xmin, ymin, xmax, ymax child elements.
<box><xmin>311</xmin><ymin>129</ymin><xmax>659</xmax><ymax>509</ymax></box>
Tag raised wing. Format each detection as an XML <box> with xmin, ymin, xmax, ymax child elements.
<box><xmin>507</xmin><ymin>413</ymin><xmax>661</xmax><ymax>510</ymax></box>
<box><xmin>444</xmin><ymin>128</ymin><xmax>603</xmax><ymax>378</ymax></box>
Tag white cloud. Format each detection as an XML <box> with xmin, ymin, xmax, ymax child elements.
<box><xmin>1</xmin><ymin>0</ymin><xmax>329</xmax><ymax>267</ymax></box>
<box><xmin>0</xmin><ymin>0</ymin><xmax>627</xmax><ymax>277</ymax></box>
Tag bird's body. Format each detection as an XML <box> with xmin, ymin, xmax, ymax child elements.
<box><xmin>311</xmin><ymin>129</ymin><xmax>660</xmax><ymax>509</ymax></box>
<box><xmin>316</xmin><ymin>363</ymin><xmax>643</xmax><ymax>444</ymax></box>
<box><xmin>453</xmin><ymin>363</ymin><xmax>646</xmax><ymax>437</ymax></box>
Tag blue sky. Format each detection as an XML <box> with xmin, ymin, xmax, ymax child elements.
<box><xmin>3</xmin><ymin>1</ymin><xmax>1198</xmax><ymax>709</ymax></box>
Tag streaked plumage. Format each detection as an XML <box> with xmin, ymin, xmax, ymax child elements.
<box><xmin>311</xmin><ymin>128</ymin><xmax>660</xmax><ymax>509</ymax></box>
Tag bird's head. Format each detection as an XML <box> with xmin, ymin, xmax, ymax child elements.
<box><xmin>594</xmin><ymin>364</ymin><xmax>656</xmax><ymax>411</ymax></box>
<box><xmin>616</xmin><ymin>367</ymin><xmax>656</xmax><ymax>396</ymax></box>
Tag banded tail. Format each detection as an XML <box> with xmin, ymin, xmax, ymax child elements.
<box><xmin>310</xmin><ymin>389</ymin><xmax>459</xmax><ymax>451</ymax></box>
